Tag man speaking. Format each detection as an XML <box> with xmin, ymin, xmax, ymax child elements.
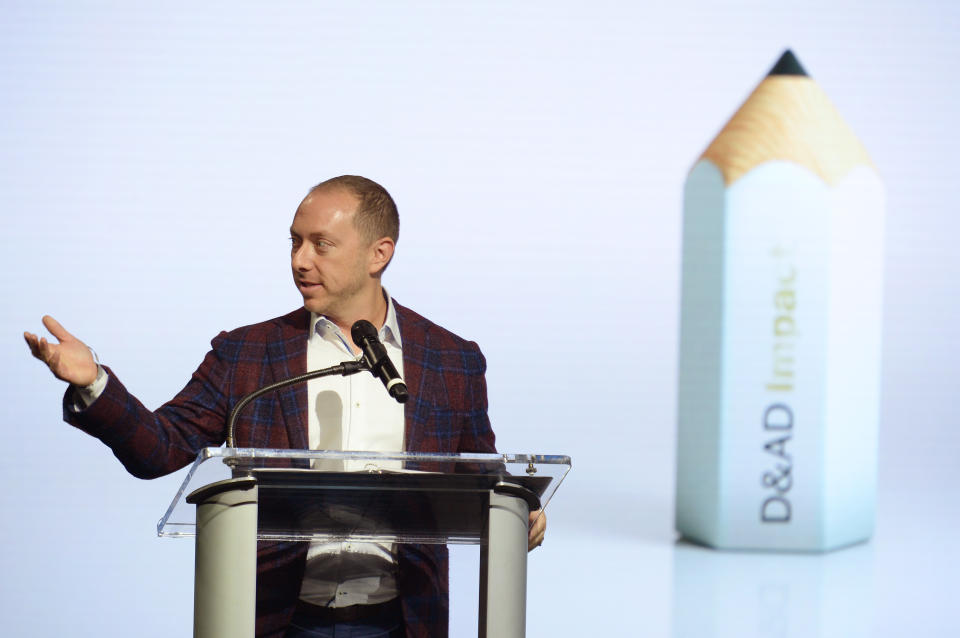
<box><xmin>25</xmin><ymin>175</ymin><xmax>546</xmax><ymax>638</ymax></box>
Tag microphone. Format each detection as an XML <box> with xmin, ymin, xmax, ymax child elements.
<box><xmin>351</xmin><ymin>319</ymin><xmax>409</xmax><ymax>403</ymax></box>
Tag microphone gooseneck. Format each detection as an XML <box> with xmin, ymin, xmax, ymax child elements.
<box><xmin>225</xmin><ymin>360</ymin><xmax>365</xmax><ymax>448</ymax></box>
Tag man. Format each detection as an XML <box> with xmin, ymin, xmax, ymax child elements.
<box><xmin>25</xmin><ymin>175</ymin><xmax>546</xmax><ymax>638</ymax></box>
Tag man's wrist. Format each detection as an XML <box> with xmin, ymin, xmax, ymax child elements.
<box><xmin>75</xmin><ymin>365</ymin><xmax>108</xmax><ymax>408</ymax></box>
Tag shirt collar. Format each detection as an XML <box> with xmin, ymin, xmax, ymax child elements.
<box><xmin>309</xmin><ymin>288</ymin><xmax>402</xmax><ymax>349</ymax></box>
<box><xmin>380</xmin><ymin>290</ymin><xmax>402</xmax><ymax>348</ymax></box>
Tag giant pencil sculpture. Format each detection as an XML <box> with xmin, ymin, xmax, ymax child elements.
<box><xmin>676</xmin><ymin>50</ymin><xmax>884</xmax><ymax>551</ymax></box>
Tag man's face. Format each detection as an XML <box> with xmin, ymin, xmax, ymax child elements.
<box><xmin>290</xmin><ymin>187</ymin><xmax>375</xmax><ymax>320</ymax></box>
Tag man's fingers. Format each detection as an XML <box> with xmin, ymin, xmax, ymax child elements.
<box><xmin>527</xmin><ymin>510</ymin><xmax>546</xmax><ymax>550</ymax></box>
<box><xmin>39</xmin><ymin>337</ymin><xmax>55</xmax><ymax>363</ymax></box>
<box><xmin>528</xmin><ymin>531</ymin><xmax>544</xmax><ymax>550</ymax></box>
<box><xmin>23</xmin><ymin>332</ymin><xmax>41</xmax><ymax>358</ymax></box>
<box><xmin>41</xmin><ymin>315</ymin><xmax>73</xmax><ymax>343</ymax></box>
<box><xmin>25</xmin><ymin>333</ymin><xmax>54</xmax><ymax>364</ymax></box>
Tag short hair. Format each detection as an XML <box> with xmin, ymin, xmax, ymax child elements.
<box><xmin>310</xmin><ymin>175</ymin><xmax>399</xmax><ymax>244</ymax></box>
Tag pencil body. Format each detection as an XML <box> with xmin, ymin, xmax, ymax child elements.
<box><xmin>675</xmin><ymin>52</ymin><xmax>884</xmax><ymax>551</ymax></box>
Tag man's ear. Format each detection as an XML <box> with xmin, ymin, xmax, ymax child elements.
<box><xmin>368</xmin><ymin>237</ymin><xmax>395</xmax><ymax>275</ymax></box>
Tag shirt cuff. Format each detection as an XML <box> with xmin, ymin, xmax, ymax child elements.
<box><xmin>73</xmin><ymin>365</ymin><xmax>108</xmax><ymax>410</ymax></box>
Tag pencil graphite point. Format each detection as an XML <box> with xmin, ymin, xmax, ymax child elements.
<box><xmin>768</xmin><ymin>49</ymin><xmax>808</xmax><ymax>77</ymax></box>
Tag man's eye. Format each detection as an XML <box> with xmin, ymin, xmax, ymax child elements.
<box><xmin>314</xmin><ymin>240</ymin><xmax>330</xmax><ymax>251</ymax></box>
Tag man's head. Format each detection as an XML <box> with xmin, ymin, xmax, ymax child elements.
<box><xmin>290</xmin><ymin>176</ymin><xmax>398</xmax><ymax>326</ymax></box>
<box><xmin>311</xmin><ymin>175</ymin><xmax>399</xmax><ymax>247</ymax></box>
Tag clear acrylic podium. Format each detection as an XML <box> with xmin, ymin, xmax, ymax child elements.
<box><xmin>158</xmin><ymin>448</ymin><xmax>571</xmax><ymax>638</ymax></box>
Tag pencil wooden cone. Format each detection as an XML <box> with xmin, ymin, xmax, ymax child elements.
<box><xmin>675</xmin><ymin>50</ymin><xmax>884</xmax><ymax>551</ymax></box>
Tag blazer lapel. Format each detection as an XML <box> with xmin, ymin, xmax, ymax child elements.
<box><xmin>266</xmin><ymin>308</ymin><xmax>310</xmax><ymax>449</ymax></box>
<box><xmin>397</xmin><ymin>303</ymin><xmax>427</xmax><ymax>453</ymax></box>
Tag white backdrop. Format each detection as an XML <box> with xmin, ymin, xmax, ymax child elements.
<box><xmin>2</xmin><ymin>2</ymin><xmax>957</xmax><ymax>636</ymax></box>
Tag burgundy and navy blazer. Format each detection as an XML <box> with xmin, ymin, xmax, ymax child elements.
<box><xmin>64</xmin><ymin>301</ymin><xmax>497</xmax><ymax>638</ymax></box>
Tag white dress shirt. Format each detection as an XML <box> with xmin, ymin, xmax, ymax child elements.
<box><xmin>298</xmin><ymin>295</ymin><xmax>406</xmax><ymax>608</ymax></box>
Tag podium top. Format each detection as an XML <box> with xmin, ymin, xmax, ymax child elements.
<box><xmin>158</xmin><ymin>448</ymin><xmax>571</xmax><ymax>545</ymax></box>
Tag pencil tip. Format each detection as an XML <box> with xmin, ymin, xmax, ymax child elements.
<box><xmin>768</xmin><ymin>49</ymin><xmax>808</xmax><ymax>77</ymax></box>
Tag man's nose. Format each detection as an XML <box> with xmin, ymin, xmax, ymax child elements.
<box><xmin>291</xmin><ymin>244</ymin><xmax>311</xmax><ymax>270</ymax></box>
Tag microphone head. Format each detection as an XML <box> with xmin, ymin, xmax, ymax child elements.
<box><xmin>390</xmin><ymin>384</ymin><xmax>409</xmax><ymax>403</ymax></box>
<box><xmin>351</xmin><ymin>319</ymin><xmax>378</xmax><ymax>343</ymax></box>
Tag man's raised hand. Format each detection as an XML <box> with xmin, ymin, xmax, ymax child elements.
<box><xmin>24</xmin><ymin>316</ymin><xmax>98</xmax><ymax>386</ymax></box>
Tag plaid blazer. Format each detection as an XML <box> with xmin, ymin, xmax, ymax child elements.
<box><xmin>64</xmin><ymin>301</ymin><xmax>497</xmax><ymax>638</ymax></box>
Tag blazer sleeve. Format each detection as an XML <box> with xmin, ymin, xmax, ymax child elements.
<box><xmin>62</xmin><ymin>334</ymin><xmax>233</xmax><ymax>479</ymax></box>
<box><xmin>456</xmin><ymin>341</ymin><xmax>497</xmax><ymax>455</ymax></box>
